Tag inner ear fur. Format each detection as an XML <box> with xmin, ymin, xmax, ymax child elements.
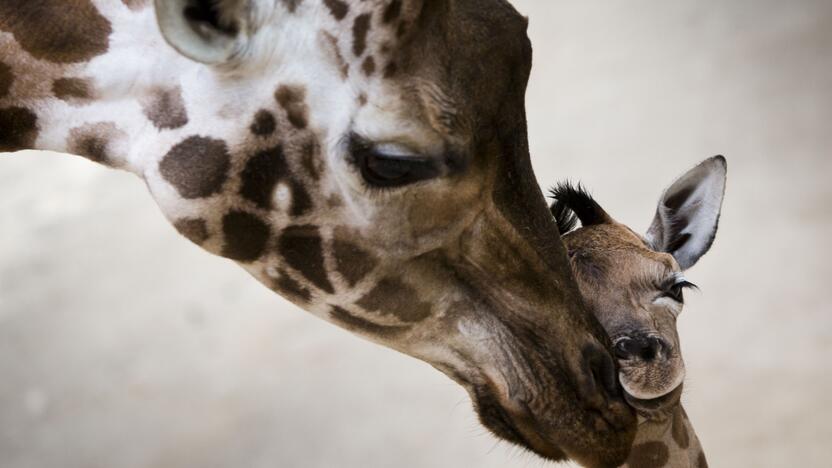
<box><xmin>646</xmin><ymin>156</ymin><xmax>727</xmax><ymax>270</ymax></box>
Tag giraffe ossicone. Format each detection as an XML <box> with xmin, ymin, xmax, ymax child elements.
<box><xmin>550</xmin><ymin>156</ymin><xmax>726</xmax><ymax>467</ymax></box>
<box><xmin>2</xmin><ymin>1</ymin><xmax>639</xmax><ymax>465</ymax></box>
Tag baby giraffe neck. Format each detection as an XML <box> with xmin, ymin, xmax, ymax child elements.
<box><xmin>624</xmin><ymin>405</ymin><xmax>707</xmax><ymax>468</ymax></box>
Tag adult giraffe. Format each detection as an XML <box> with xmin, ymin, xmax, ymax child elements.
<box><xmin>0</xmin><ymin>1</ymin><xmax>636</xmax><ymax>465</ymax></box>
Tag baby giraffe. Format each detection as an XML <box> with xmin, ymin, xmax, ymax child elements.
<box><xmin>549</xmin><ymin>156</ymin><xmax>727</xmax><ymax>467</ymax></box>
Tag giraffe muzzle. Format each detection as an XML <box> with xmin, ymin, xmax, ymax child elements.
<box><xmin>614</xmin><ymin>335</ymin><xmax>686</xmax><ymax>418</ymax></box>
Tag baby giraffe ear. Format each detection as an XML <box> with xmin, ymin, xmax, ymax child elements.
<box><xmin>154</xmin><ymin>0</ymin><xmax>255</xmax><ymax>64</ymax></box>
<box><xmin>646</xmin><ymin>156</ymin><xmax>727</xmax><ymax>270</ymax></box>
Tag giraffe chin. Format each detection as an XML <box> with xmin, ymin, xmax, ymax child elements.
<box><xmin>622</xmin><ymin>382</ymin><xmax>684</xmax><ymax>421</ymax></box>
<box><xmin>468</xmin><ymin>382</ymin><xmax>634</xmax><ymax>468</ymax></box>
<box><xmin>618</xmin><ymin>357</ymin><xmax>685</xmax><ymax>419</ymax></box>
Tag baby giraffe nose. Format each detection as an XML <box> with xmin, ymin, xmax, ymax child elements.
<box><xmin>614</xmin><ymin>335</ymin><xmax>667</xmax><ymax>361</ymax></box>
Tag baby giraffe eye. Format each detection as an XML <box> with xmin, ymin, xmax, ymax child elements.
<box><xmin>662</xmin><ymin>277</ymin><xmax>698</xmax><ymax>304</ymax></box>
<box><xmin>349</xmin><ymin>135</ymin><xmax>441</xmax><ymax>188</ymax></box>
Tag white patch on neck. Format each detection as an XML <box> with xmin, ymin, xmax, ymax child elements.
<box><xmin>273</xmin><ymin>182</ymin><xmax>292</xmax><ymax>213</ymax></box>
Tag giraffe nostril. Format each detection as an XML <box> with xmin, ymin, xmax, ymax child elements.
<box><xmin>639</xmin><ymin>338</ymin><xmax>658</xmax><ymax>361</ymax></box>
<box><xmin>615</xmin><ymin>335</ymin><xmax>666</xmax><ymax>362</ymax></box>
<box><xmin>614</xmin><ymin>338</ymin><xmax>633</xmax><ymax>360</ymax></box>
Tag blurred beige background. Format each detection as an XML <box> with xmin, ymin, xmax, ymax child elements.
<box><xmin>2</xmin><ymin>0</ymin><xmax>830</xmax><ymax>467</ymax></box>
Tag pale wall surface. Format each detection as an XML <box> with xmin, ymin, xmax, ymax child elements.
<box><xmin>1</xmin><ymin>1</ymin><xmax>830</xmax><ymax>467</ymax></box>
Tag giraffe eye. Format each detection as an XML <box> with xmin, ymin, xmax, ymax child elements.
<box><xmin>661</xmin><ymin>278</ymin><xmax>697</xmax><ymax>304</ymax></box>
<box><xmin>349</xmin><ymin>136</ymin><xmax>441</xmax><ymax>188</ymax></box>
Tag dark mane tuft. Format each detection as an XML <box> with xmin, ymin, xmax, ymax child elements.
<box><xmin>549</xmin><ymin>189</ymin><xmax>579</xmax><ymax>234</ymax></box>
<box><xmin>548</xmin><ymin>182</ymin><xmax>612</xmax><ymax>234</ymax></box>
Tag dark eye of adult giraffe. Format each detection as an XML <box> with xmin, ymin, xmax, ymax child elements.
<box><xmin>349</xmin><ymin>134</ymin><xmax>442</xmax><ymax>188</ymax></box>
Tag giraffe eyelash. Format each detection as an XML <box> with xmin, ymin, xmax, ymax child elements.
<box><xmin>347</xmin><ymin>134</ymin><xmax>443</xmax><ymax>190</ymax></box>
<box><xmin>659</xmin><ymin>276</ymin><xmax>699</xmax><ymax>304</ymax></box>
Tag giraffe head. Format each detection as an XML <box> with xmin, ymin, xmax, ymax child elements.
<box><xmin>149</xmin><ymin>0</ymin><xmax>640</xmax><ymax>463</ymax></box>
<box><xmin>550</xmin><ymin>156</ymin><xmax>727</xmax><ymax>420</ymax></box>
<box><xmin>1</xmin><ymin>0</ymin><xmax>636</xmax><ymax>463</ymax></box>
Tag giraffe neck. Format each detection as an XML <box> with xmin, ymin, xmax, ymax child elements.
<box><xmin>623</xmin><ymin>405</ymin><xmax>707</xmax><ymax>468</ymax></box>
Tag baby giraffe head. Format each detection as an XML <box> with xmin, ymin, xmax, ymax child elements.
<box><xmin>550</xmin><ymin>156</ymin><xmax>727</xmax><ymax>419</ymax></box>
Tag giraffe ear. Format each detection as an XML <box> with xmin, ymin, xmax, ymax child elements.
<box><xmin>646</xmin><ymin>156</ymin><xmax>727</xmax><ymax>270</ymax></box>
<box><xmin>154</xmin><ymin>0</ymin><xmax>255</xmax><ymax>64</ymax></box>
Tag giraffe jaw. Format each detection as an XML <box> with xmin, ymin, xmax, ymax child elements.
<box><xmin>620</xmin><ymin>365</ymin><xmax>685</xmax><ymax>401</ymax></box>
<box><xmin>468</xmin><ymin>382</ymin><xmax>634</xmax><ymax>468</ymax></box>
<box><xmin>622</xmin><ymin>380</ymin><xmax>685</xmax><ymax>420</ymax></box>
<box><xmin>618</xmin><ymin>355</ymin><xmax>686</xmax><ymax>420</ymax></box>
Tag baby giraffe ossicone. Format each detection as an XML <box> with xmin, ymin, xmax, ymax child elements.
<box><xmin>549</xmin><ymin>156</ymin><xmax>726</xmax><ymax>467</ymax></box>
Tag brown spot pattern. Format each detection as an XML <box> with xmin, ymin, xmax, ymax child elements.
<box><xmin>299</xmin><ymin>139</ymin><xmax>322</xmax><ymax>180</ymax></box>
<box><xmin>142</xmin><ymin>86</ymin><xmax>189</xmax><ymax>130</ymax></box>
<box><xmin>122</xmin><ymin>0</ymin><xmax>149</xmax><ymax>11</ymax></box>
<box><xmin>352</xmin><ymin>13</ymin><xmax>371</xmax><ymax>57</ymax></box>
<box><xmin>323</xmin><ymin>0</ymin><xmax>348</xmax><ymax>20</ymax></box>
<box><xmin>240</xmin><ymin>145</ymin><xmax>286</xmax><ymax>210</ymax></box>
<box><xmin>327</xmin><ymin>194</ymin><xmax>344</xmax><ymax>208</ymax></box>
<box><xmin>0</xmin><ymin>62</ymin><xmax>13</xmax><ymax>98</ymax></box>
<box><xmin>53</xmin><ymin>78</ymin><xmax>93</xmax><ymax>101</ymax></box>
<box><xmin>67</xmin><ymin>122</ymin><xmax>124</xmax><ymax>164</ymax></box>
<box><xmin>396</xmin><ymin>22</ymin><xmax>408</xmax><ymax>38</ymax></box>
<box><xmin>69</xmin><ymin>134</ymin><xmax>106</xmax><ymax>162</ymax></box>
<box><xmin>627</xmin><ymin>441</ymin><xmax>670</xmax><ymax>468</ymax></box>
<box><xmin>322</xmin><ymin>32</ymin><xmax>349</xmax><ymax>79</ymax></box>
<box><xmin>160</xmin><ymin>136</ymin><xmax>230</xmax><ymax>199</ymax></box>
<box><xmin>278</xmin><ymin>225</ymin><xmax>334</xmax><ymax>294</ymax></box>
<box><xmin>0</xmin><ymin>107</ymin><xmax>38</xmax><ymax>152</ymax></box>
<box><xmin>333</xmin><ymin>240</ymin><xmax>377</xmax><ymax>286</ymax></box>
<box><xmin>73</xmin><ymin>137</ymin><xmax>107</xmax><ymax>162</ymax></box>
<box><xmin>239</xmin><ymin>145</ymin><xmax>312</xmax><ymax>216</ymax></box>
<box><xmin>275</xmin><ymin>85</ymin><xmax>308</xmax><ymax>129</ymax></box>
<box><xmin>281</xmin><ymin>0</ymin><xmax>302</xmax><ymax>12</ymax></box>
<box><xmin>382</xmin><ymin>0</ymin><xmax>402</xmax><ymax>24</ymax></box>
<box><xmin>250</xmin><ymin>109</ymin><xmax>276</xmax><ymax>136</ymax></box>
<box><xmin>0</xmin><ymin>0</ymin><xmax>112</xmax><ymax>64</ymax></box>
<box><xmin>288</xmin><ymin>180</ymin><xmax>312</xmax><ymax>217</ymax></box>
<box><xmin>174</xmin><ymin>218</ymin><xmax>209</xmax><ymax>245</ymax></box>
<box><xmin>330</xmin><ymin>306</ymin><xmax>410</xmax><ymax>338</ymax></box>
<box><xmin>361</xmin><ymin>56</ymin><xmax>376</xmax><ymax>76</ymax></box>
<box><xmin>383</xmin><ymin>61</ymin><xmax>398</xmax><ymax>78</ymax></box>
<box><xmin>221</xmin><ymin>210</ymin><xmax>271</xmax><ymax>262</ymax></box>
<box><xmin>671</xmin><ymin>405</ymin><xmax>690</xmax><ymax>449</ymax></box>
<box><xmin>356</xmin><ymin>277</ymin><xmax>431</xmax><ymax>323</ymax></box>
<box><xmin>273</xmin><ymin>270</ymin><xmax>312</xmax><ymax>303</ymax></box>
